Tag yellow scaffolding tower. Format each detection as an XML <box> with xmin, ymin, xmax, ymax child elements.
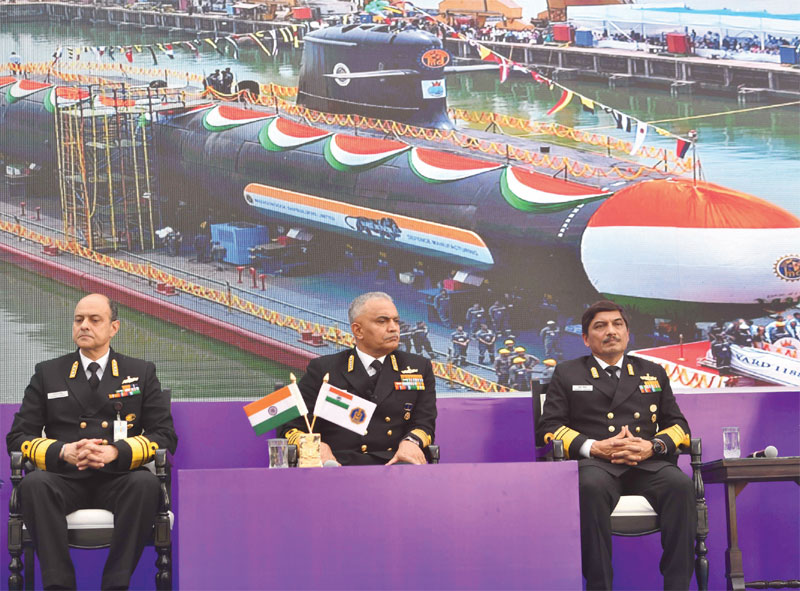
<box><xmin>54</xmin><ymin>85</ymin><xmax>161</xmax><ymax>252</ymax></box>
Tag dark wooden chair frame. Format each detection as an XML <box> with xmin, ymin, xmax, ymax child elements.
<box><xmin>531</xmin><ymin>380</ymin><xmax>709</xmax><ymax>591</ymax></box>
<box><xmin>8</xmin><ymin>448</ymin><xmax>173</xmax><ymax>591</ymax></box>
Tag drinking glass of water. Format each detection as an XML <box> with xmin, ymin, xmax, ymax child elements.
<box><xmin>722</xmin><ymin>427</ymin><xmax>740</xmax><ymax>459</ymax></box>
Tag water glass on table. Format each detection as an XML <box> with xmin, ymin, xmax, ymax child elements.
<box><xmin>268</xmin><ymin>438</ymin><xmax>289</xmax><ymax>468</ymax></box>
<box><xmin>722</xmin><ymin>427</ymin><xmax>740</xmax><ymax>459</ymax></box>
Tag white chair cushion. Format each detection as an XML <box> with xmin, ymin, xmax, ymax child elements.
<box><xmin>24</xmin><ymin>509</ymin><xmax>174</xmax><ymax>531</ymax></box>
<box><xmin>611</xmin><ymin>495</ymin><xmax>656</xmax><ymax>518</ymax></box>
<box><xmin>66</xmin><ymin>509</ymin><xmax>114</xmax><ymax>529</ymax></box>
<box><xmin>60</xmin><ymin>509</ymin><xmax>174</xmax><ymax>529</ymax></box>
<box><xmin>610</xmin><ymin>495</ymin><xmax>660</xmax><ymax>535</ymax></box>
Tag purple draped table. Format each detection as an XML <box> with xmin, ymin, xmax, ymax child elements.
<box><xmin>177</xmin><ymin>462</ymin><xmax>581</xmax><ymax>590</ymax></box>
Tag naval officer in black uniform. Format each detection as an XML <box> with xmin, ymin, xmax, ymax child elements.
<box><xmin>539</xmin><ymin>300</ymin><xmax>695</xmax><ymax>590</ymax></box>
<box><xmin>7</xmin><ymin>294</ymin><xmax>178</xmax><ymax>590</ymax></box>
<box><xmin>281</xmin><ymin>292</ymin><xmax>436</xmax><ymax>466</ymax></box>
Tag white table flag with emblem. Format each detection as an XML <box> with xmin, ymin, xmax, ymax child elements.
<box><xmin>313</xmin><ymin>382</ymin><xmax>376</xmax><ymax>436</ymax></box>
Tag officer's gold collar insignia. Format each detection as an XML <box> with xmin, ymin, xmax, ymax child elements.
<box><xmin>347</xmin><ymin>354</ymin><xmax>355</xmax><ymax>372</ymax></box>
<box><xmin>590</xmin><ymin>367</ymin><xmax>600</xmax><ymax>379</ymax></box>
<box><xmin>401</xmin><ymin>367</ymin><xmax>419</xmax><ymax>374</ymax></box>
<box><xmin>390</xmin><ymin>355</ymin><xmax>398</xmax><ymax>372</ymax></box>
<box><xmin>69</xmin><ymin>361</ymin><xmax>79</xmax><ymax>379</ymax></box>
<box><xmin>111</xmin><ymin>359</ymin><xmax>119</xmax><ymax>377</ymax></box>
<box><xmin>627</xmin><ymin>364</ymin><xmax>634</xmax><ymax>376</ymax></box>
<box><xmin>122</xmin><ymin>376</ymin><xmax>138</xmax><ymax>385</ymax></box>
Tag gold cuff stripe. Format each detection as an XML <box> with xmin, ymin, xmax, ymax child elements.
<box><xmin>656</xmin><ymin>424</ymin><xmax>690</xmax><ymax>448</ymax></box>
<box><xmin>410</xmin><ymin>428</ymin><xmax>431</xmax><ymax>448</ymax></box>
<box><xmin>25</xmin><ymin>438</ymin><xmax>56</xmax><ymax>470</ymax></box>
<box><xmin>285</xmin><ymin>428</ymin><xmax>302</xmax><ymax>446</ymax></box>
<box><xmin>124</xmin><ymin>435</ymin><xmax>155</xmax><ymax>469</ymax></box>
<box><xmin>552</xmin><ymin>425</ymin><xmax>581</xmax><ymax>459</ymax></box>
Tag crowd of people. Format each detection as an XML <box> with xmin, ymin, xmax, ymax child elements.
<box><xmin>688</xmin><ymin>30</ymin><xmax>799</xmax><ymax>55</ymax></box>
<box><xmin>440</xmin><ymin>19</ymin><xmax>799</xmax><ymax>62</ymax></box>
<box><xmin>203</xmin><ymin>67</ymin><xmax>234</xmax><ymax>94</ymax></box>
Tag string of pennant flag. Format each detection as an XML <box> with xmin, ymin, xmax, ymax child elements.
<box><xmin>400</xmin><ymin>1</ymin><xmax>694</xmax><ymax>159</ymax></box>
<box><xmin>52</xmin><ymin>25</ymin><xmax>306</xmax><ymax>67</ymax></box>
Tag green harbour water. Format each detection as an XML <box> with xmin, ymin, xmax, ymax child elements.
<box><xmin>1</xmin><ymin>20</ymin><xmax>798</xmax><ymax>402</ymax></box>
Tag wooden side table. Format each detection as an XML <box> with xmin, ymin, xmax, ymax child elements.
<box><xmin>701</xmin><ymin>457</ymin><xmax>800</xmax><ymax>590</ymax></box>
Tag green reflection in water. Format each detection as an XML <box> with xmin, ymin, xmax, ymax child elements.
<box><xmin>0</xmin><ymin>260</ymin><xmax>292</xmax><ymax>404</ymax></box>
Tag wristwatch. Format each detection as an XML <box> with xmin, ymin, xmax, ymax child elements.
<box><xmin>651</xmin><ymin>438</ymin><xmax>667</xmax><ymax>455</ymax></box>
<box><xmin>404</xmin><ymin>435</ymin><xmax>422</xmax><ymax>447</ymax></box>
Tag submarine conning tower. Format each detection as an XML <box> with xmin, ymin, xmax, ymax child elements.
<box><xmin>298</xmin><ymin>24</ymin><xmax>454</xmax><ymax>130</ymax></box>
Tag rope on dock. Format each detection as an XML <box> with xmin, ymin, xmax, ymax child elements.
<box><xmin>580</xmin><ymin>99</ymin><xmax>800</xmax><ymax>132</ymax></box>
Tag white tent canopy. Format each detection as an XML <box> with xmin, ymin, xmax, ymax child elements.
<box><xmin>568</xmin><ymin>1</ymin><xmax>800</xmax><ymax>38</ymax></box>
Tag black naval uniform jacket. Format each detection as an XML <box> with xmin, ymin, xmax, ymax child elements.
<box><xmin>539</xmin><ymin>354</ymin><xmax>690</xmax><ymax>475</ymax></box>
<box><xmin>7</xmin><ymin>348</ymin><xmax>178</xmax><ymax>475</ymax></box>
<box><xmin>280</xmin><ymin>348</ymin><xmax>437</xmax><ymax>465</ymax></box>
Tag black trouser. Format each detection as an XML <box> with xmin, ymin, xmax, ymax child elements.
<box><xmin>578</xmin><ymin>463</ymin><xmax>696</xmax><ymax>591</ymax></box>
<box><xmin>20</xmin><ymin>468</ymin><xmax>160</xmax><ymax>590</ymax></box>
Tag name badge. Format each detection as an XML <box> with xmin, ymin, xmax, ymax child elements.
<box><xmin>113</xmin><ymin>420</ymin><xmax>128</xmax><ymax>442</ymax></box>
<box><xmin>47</xmin><ymin>391</ymin><xmax>69</xmax><ymax>399</ymax></box>
<box><xmin>573</xmin><ymin>385</ymin><xmax>593</xmax><ymax>391</ymax></box>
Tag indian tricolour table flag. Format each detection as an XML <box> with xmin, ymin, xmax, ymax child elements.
<box><xmin>313</xmin><ymin>383</ymin><xmax>376</xmax><ymax>436</ymax></box>
<box><xmin>244</xmin><ymin>382</ymin><xmax>308</xmax><ymax>436</ymax></box>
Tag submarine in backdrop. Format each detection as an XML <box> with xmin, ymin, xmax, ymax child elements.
<box><xmin>0</xmin><ymin>24</ymin><xmax>799</xmax><ymax>318</ymax></box>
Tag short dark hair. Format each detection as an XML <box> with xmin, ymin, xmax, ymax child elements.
<box><xmin>581</xmin><ymin>300</ymin><xmax>628</xmax><ymax>335</ymax></box>
<box><xmin>109</xmin><ymin>299</ymin><xmax>119</xmax><ymax>322</ymax></box>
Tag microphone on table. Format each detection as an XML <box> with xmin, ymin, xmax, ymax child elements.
<box><xmin>323</xmin><ymin>460</ymin><xmax>340</xmax><ymax>467</ymax></box>
<box><xmin>746</xmin><ymin>446</ymin><xmax>778</xmax><ymax>459</ymax></box>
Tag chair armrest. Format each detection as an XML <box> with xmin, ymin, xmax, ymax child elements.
<box><xmin>534</xmin><ymin>439</ymin><xmax>566</xmax><ymax>462</ymax></box>
<box><xmin>154</xmin><ymin>449</ymin><xmax>171</xmax><ymax>513</ymax></box>
<box><xmin>9</xmin><ymin>452</ymin><xmax>23</xmax><ymax>514</ymax></box>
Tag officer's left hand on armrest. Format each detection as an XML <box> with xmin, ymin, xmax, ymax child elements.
<box><xmin>386</xmin><ymin>439</ymin><xmax>427</xmax><ymax>465</ymax></box>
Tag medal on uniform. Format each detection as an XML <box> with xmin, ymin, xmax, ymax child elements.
<box><xmin>395</xmin><ymin>374</ymin><xmax>425</xmax><ymax>390</ymax></box>
<box><xmin>108</xmin><ymin>380</ymin><xmax>141</xmax><ymax>399</ymax></box>
<box><xmin>639</xmin><ymin>374</ymin><xmax>662</xmax><ymax>393</ymax></box>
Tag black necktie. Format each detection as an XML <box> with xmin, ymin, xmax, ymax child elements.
<box><xmin>605</xmin><ymin>366</ymin><xmax>618</xmax><ymax>382</ymax></box>
<box><xmin>369</xmin><ymin>360</ymin><xmax>383</xmax><ymax>393</ymax></box>
<box><xmin>88</xmin><ymin>362</ymin><xmax>101</xmax><ymax>392</ymax></box>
